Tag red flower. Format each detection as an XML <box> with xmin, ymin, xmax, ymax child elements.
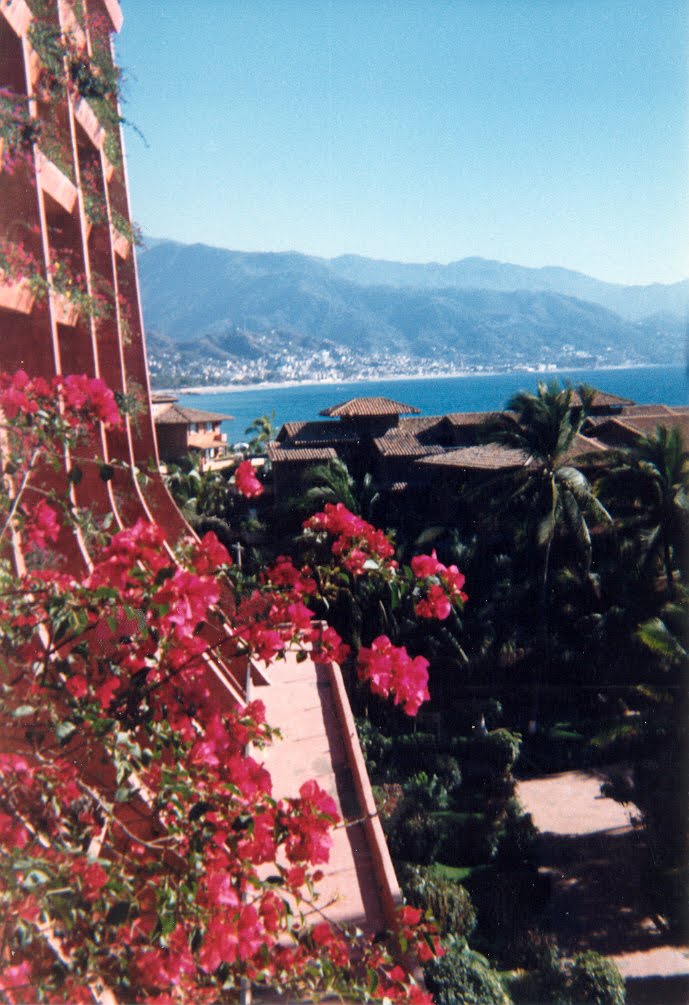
<box><xmin>193</xmin><ymin>531</ymin><xmax>232</xmax><ymax>573</ymax></box>
<box><xmin>23</xmin><ymin>499</ymin><xmax>60</xmax><ymax>551</ymax></box>
<box><xmin>411</xmin><ymin>549</ymin><xmax>443</xmax><ymax>579</ymax></box>
<box><xmin>415</xmin><ymin>582</ymin><xmax>452</xmax><ymax>620</ymax></box>
<box><xmin>358</xmin><ymin>636</ymin><xmax>430</xmax><ymax>716</ymax></box>
<box><xmin>235</xmin><ymin>460</ymin><xmax>263</xmax><ymax>497</ymax></box>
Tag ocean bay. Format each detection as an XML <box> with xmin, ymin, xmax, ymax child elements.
<box><xmin>177</xmin><ymin>364</ymin><xmax>688</xmax><ymax>446</ymax></box>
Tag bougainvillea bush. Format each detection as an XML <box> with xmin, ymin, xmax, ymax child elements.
<box><xmin>0</xmin><ymin>372</ymin><xmax>467</xmax><ymax>1002</ymax></box>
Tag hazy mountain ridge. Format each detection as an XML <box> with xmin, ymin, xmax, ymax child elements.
<box><xmin>138</xmin><ymin>240</ymin><xmax>686</xmax><ymax>387</ymax></box>
<box><xmin>327</xmin><ymin>254</ymin><xmax>689</xmax><ymax>321</ymax></box>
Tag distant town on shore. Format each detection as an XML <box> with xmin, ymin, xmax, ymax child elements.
<box><xmin>138</xmin><ymin>240</ymin><xmax>689</xmax><ymax>390</ymax></box>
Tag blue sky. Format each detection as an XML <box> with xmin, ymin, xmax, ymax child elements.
<box><xmin>116</xmin><ymin>1</ymin><xmax>688</xmax><ymax>285</ymax></box>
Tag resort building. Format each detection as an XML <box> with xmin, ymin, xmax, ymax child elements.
<box><xmin>0</xmin><ymin>1</ymin><xmax>400</xmax><ymax>992</ymax></box>
<box><xmin>271</xmin><ymin>391</ymin><xmax>688</xmax><ymax>505</ymax></box>
<box><xmin>151</xmin><ymin>391</ymin><xmax>233</xmax><ymax>467</ymax></box>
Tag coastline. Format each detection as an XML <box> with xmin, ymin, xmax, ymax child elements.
<box><xmin>165</xmin><ymin>362</ymin><xmax>666</xmax><ymax>397</ymax></box>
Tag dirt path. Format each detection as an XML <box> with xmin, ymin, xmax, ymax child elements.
<box><xmin>516</xmin><ymin>771</ymin><xmax>689</xmax><ymax>1004</ymax></box>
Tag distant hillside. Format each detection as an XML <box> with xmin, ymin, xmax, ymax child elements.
<box><xmin>137</xmin><ymin>241</ymin><xmax>687</xmax><ymax>386</ymax></box>
<box><xmin>327</xmin><ymin>255</ymin><xmax>689</xmax><ymax>322</ymax></box>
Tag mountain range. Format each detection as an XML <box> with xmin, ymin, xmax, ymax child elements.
<box><xmin>136</xmin><ymin>240</ymin><xmax>688</xmax><ymax>387</ymax></box>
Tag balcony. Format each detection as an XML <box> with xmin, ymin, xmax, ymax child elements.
<box><xmin>0</xmin><ymin>277</ymin><xmax>36</xmax><ymax>315</ymax></box>
<box><xmin>51</xmin><ymin>290</ymin><xmax>79</xmax><ymax>326</ymax></box>
<box><xmin>0</xmin><ymin>0</ymin><xmax>32</xmax><ymax>37</ymax></box>
<box><xmin>111</xmin><ymin>224</ymin><xmax>130</xmax><ymax>259</ymax></box>
<box><xmin>36</xmin><ymin>150</ymin><xmax>77</xmax><ymax>213</ymax></box>
<box><xmin>74</xmin><ymin>98</ymin><xmax>105</xmax><ymax>151</ymax></box>
<box><xmin>100</xmin><ymin>0</ymin><xmax>123</xmax><ymax>34</ymax></box>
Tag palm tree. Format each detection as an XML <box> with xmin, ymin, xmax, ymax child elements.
<box><xmin>480</xmin><ymin>381</ymin><xmax>612</xmax><ymax>726</ymax></box>
<box><xmin>600</xmin><ymin>425</ymin><xmax>688</xmax><ymax>598</ymax></box>
<box><xmin>245</xmin><ymin>412</ymin><xmax>276</xmax><ymax>455</ymax></box>
<box><xmin>482</xmin><ymin>381</ymin><xmax>611</xmax><ymax>602</ymax></box>
<box><xmin>301</xmin><ymin>457</ymin><xmax>381</xmax><ymax>520</ymax></box>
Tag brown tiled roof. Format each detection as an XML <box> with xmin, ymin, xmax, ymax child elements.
<box><xmin>418</xmin><ymin>445</ymin><xmax>533</xmax><ymax>471</ymax></box>
<box><xmin>267</xmin><ymin>444</ymin><xmax>338</xmax><ymax>463</ymax></box>
<box><xmin>151</xmin><ymin>391</ymin><xmax>178</xmax><ymax>404</ymax></box>
<box><xmin>319</xmin><ymin>397</ymin><xmax>420</xmax><ymax>417</ymax></box>
<box><xmin>570</xmin><ymin>389</ymin><xmax>634</xmax><ymax>408</ymax></box>
<box><xmin>154</xmin><ymin>403</ymin><xmax>233</xmax><ymax>425</ymax></box>
<box><xmin>444</xmin><ymin>411</ymin><xmax>497</xmax><ymax>426</ymax></box>
<box><xmin>374</xmin><ymin>432</ymin><xmax>445</xmax><ymax>458</ymax></box>
<box><xmin>618</xmin><ymin>404</ymin><xmax>675</xmax><ymax>417</ymax></box>
<box><xmin>561</xmin><ymin>433</ymin><xmax>608</xmax><ymax>460</ymax></box>
<box><xmin>277</xmin><ymin>420</ymin><xmax>362</xmax><ymax>446</ymax></box>
<box><xmin>583</xmin><ymin>413</ymin><xmax>689</xmax><ymax>448</ymax></box>
<box><xmin>278</xmin><ymin>421</ymin><xmax>308</xmax><ymax>440</ymax></box>
<box><xmin>615</xmin><ymin>413</ymin><xmax>689</xmax><ymax>440</ymax></box>
<box><xmin>398</xmin><ymin>416</ymin><xmax>446</xmax><ymax>434</ymax></box>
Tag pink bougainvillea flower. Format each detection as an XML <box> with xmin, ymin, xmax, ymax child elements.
<box><xmin>358</xmin><ymin>636</ymin><xmax>430</xmax><ymax>716</ymax></box>
<box><xmin>410</xmin><ymin>549</ymin><xmax>443</xmax><ymax>579</ymax></box>
<box><xmin>235</xmin><ymin>459</ymin><xmax>263</xmax><ymax>497</ymax></box>
<box><xmin>23</xmin><ymin>499</ymin><xmax>60</xmax><ymax>551</ymax></box>
<box><xmin>415</xmin><ymin>582</ymin><xmax>452</xmax><ymax>620</ymax></box>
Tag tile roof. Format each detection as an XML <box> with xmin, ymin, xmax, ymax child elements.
<box><xmin>397</xmin><ymin>415</ymin><xmax>447</xmax><ymax>434</ymax></box>
<box><xmin>561</xmin><ymin>432</ymin><xmax>608</xmax><ymax>460</ymax></box>
<box><xmin>277</xmin><ymin>420</ymin><xmax>362</xmax><ymax>445</ymax></box>
<box><xmin>267</xmin><ymin>444</ymin><xmax>338</xmax><ymax>463</ymax></box>
<box><xmin>418</xmin><ymin>445</ymin><xmax>533</xmax><ymax>471</ymax></box>
<box><xmin>613</xmin><ymin>413</ymin><xmax>689</xmax><ymax>440</ymax></box>
<box><xmin>570</xmin><ymin>389</ymin><xmax>635</xmax><ymax>407</ymax></box>
<box><xmin>444</xmin><ymin>410</ymin><xmax>497</xmax><ymax>426</ymax></box>
<box><xmin>618</xmin><ymin>404</ymin><xmax>676</xmax><ymax>417</ymax></box>
<box><xmin>154</xmin><ymin>403</ymin><xmax>233</xmax><ymax>425</ymax></box>
<box><xmin>319</xmin><ymin>397</ymin><xmax>421</xmax><ymax>417</ymax></box>
<box><xmin>374</xmin><ymin>432</ymin><xmax>445</xmax><ymax>458</ymax></box>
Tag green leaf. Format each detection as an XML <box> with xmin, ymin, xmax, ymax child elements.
<box><xmin>99</xmin><ymin>463</ymin><xmax>115</xmax><ymax>482</ymax></box>
<box><xmin>68</xmin><ymin>465</ymin><xmax>83</xmax><ymax>484</ymax></box>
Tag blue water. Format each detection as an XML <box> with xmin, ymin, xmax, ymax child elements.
<box><xmin>178</xmin><ymin>365</ymin><xmax>688</xmax><ymax>446</ymax></box>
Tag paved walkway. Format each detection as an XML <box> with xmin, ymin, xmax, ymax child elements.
<box><xmin>255</xmin><ymin>647</ymin><xmax>396</xmax><ymax>934</ymax></box>
<box><xmin>517</xmin><ymin>770</ymin><xmax>689</xmax><ymax>1004</ymax></box>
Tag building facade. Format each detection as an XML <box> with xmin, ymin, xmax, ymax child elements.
<box><xmin>0</xmin><ymin>3</ymin><xmax>401</xmax><ymax>989</ymax></box>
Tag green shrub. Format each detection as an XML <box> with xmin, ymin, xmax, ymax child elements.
<box><xmin>401</xmin><ymin>865</ymin><xmax>476</xmax><ymax>941</ymax></box>
<box><xmin>405</xmin><ymin>771</ymin><xmax>450</xmax><ymax>811</ymax></box>
<box><xmin>496</xmin><ymin>802</ymin><xmax>538</xmax><ymax>866</ymax></box>
<box><xmin>356</xmin><ymin>719</ymin><xmax>393</xmax><ymax>778</ymax></box>
<box><xmin>438</xmin><ymin>811</ymin><xmax>502</xmax><ymax>867</ymax></box>
<box><xmin>510</xmin><ymin>927</ymin><xmax>561</xmax><ymax>975</ymax></box>
<box><xmin>477</xmin><ymin>728</ymin><xmax>522</xmax><ymax>773</ymax></box>
<box><xmin>565</xmin><ymin>951</ymin><xmax>626</xmax><ymax>1005</ymax></box>
<box><xmin>434</xmin><ymin>752</ymin><xmax>463</xmax><ymax>794</ymax></box>
<box><xmin>424</xmin><ymin>941</ymin><xmax>512</xmax><ymax>1005</ymax></box>
<box><xmin>389</xmin><ymin>812</ymin><xmax>442</xmax><ymax>865</ymax></box>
